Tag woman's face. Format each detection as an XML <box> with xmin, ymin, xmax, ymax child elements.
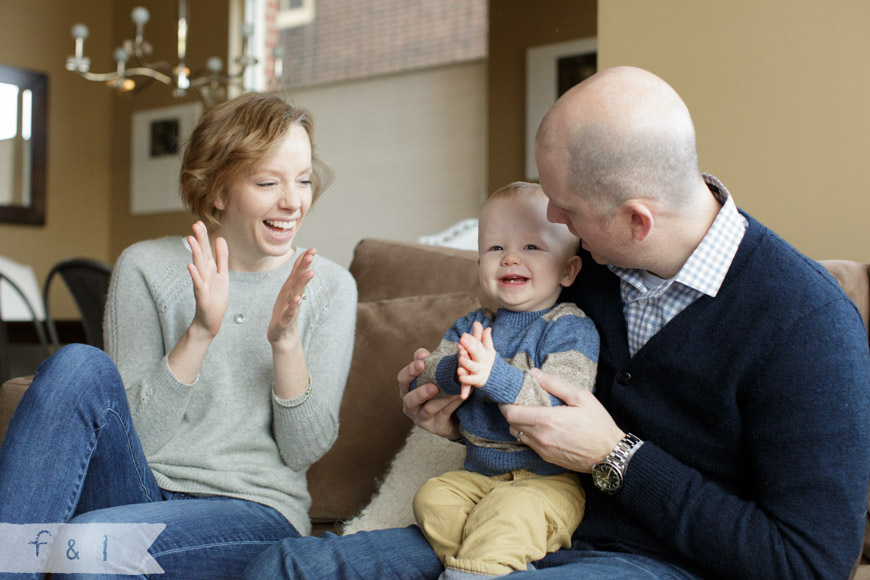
<box><xmin>215</xmin><ymin>123</ymin><xmax>313</xmax><ymax>272</ymax></box>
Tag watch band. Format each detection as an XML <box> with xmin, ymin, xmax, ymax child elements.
<box><xmin>592</xmin><ymin>433</ymin><xmax>643</xmax><ymax>494</ymax></box>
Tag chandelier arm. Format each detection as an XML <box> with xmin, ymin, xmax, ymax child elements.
<box><xmin>73</xmin><ymin>68</ymin><xmax>173</xmax><ymax>86</ymax></box>
<box><xmin>188</xmin><ymin>75</ymin><xmax>244</xmax><ymax>89</ymax></box>
<box><xmin>126</xmin><ymin>67</ymin><xmax>174</xmax><ymax>84</ymax></box>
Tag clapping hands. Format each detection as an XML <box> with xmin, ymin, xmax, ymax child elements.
<box><xmin>268</xmin><ymin>247</ymin><xmax>316</xmax><ymax>348</ymax></box>
<box><xmin>186</xmin><ymin>221</ymin><xmax>230</xmax><ymax>339</ymax></box>
<box><xmin>456</xmin><ymin>321</ymin><xmax>496</xmax><ymax>399</ymax></box>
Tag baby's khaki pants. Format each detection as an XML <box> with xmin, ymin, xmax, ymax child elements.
<box><xmin>413</xmin><ymin>469</ymin><xmax>585</xmax><ymax>577</ymax></box>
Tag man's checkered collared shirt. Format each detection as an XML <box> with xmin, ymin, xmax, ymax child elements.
<box><xmin>608</xmin><ymin>174</ymin><xmax>748</xmax><ymax>356</ymax></box>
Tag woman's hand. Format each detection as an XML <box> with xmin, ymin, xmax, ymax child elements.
<box><xmin>187</xmin><ymin>221</ymin><xmax>230</xmax><ymax>339</ymax></box>
<box><xmin>268</xmin><ymin>248</ymin><xmax>316</xmax><ymax>349</ymax></box>
<box><xmin>168</xmin><ymin>221</ymin><xmax>229</xmax><ymax>384</ymax></box>
<box><xmin>269</xmin><ymin>248</ymin><xmax>315</xmax><ymax>400</ymax></box>
<box><xmin>399</xmin><ymin>348</ymin><xmax>463</xmax><ymax>440</ymax></box>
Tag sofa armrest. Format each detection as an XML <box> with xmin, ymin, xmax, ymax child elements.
<box><xmin>0</xmin><ymin>375</ymin><xmax>32</xmax><ymax>442</ymax></box>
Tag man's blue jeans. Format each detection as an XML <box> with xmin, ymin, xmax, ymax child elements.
<box><xmin>243</xmin><ymin>518</ymin><xmax>703</xmax><ymax>579</ymax></box>
<box><xmin>0</xmin><ymin>344</ymin><xmax>299</xmax><ymax>580</ymax></box>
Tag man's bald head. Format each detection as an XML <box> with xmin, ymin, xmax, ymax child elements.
<box><xmin>536</xmin><ymin>67</ymin><xmax>703</xmax><ymax>218</ymax></box>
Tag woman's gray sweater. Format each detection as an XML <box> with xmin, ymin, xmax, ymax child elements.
<box><xmin>104</xmin><ymin>236</ymin><xmax>357</xmax><ymax>534</ymax></box>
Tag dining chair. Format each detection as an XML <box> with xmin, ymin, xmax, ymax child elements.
<box><xmin>43</xmin><ymin>258</ymin><xmax>113</xmax><ymax>351</ymax></box>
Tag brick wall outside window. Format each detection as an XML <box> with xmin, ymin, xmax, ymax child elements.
<box><xmin>275</xmin><ymin>0</ymin><xmax>487</xmax><ymax>89</ymax></box>
<box><xmin>264</xmin><ymin>0</ymin><xmax>281</xmax><ymax>91</ymax></box>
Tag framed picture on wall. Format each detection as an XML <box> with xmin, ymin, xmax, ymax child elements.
<box><xmin>525</xmin><ymin>37</ymin><xmax>597</xmax><ymax>180</ymax></box>
<box><xmin>130</xmin><ymin>102</ymin><xmax>202</xmax><ymax>215</ymax></box>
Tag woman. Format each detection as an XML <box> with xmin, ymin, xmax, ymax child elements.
<box><xmin>0</xmin><ymin>93</ymin><xmax>357</xmax><ymax>579</ymax></box>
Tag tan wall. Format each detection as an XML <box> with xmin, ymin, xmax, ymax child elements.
<box><xmin>487</xmin><ymin>0</ymin><xmax>597</xmax><ymax>193</ymax></box>
<box><xmin>599</xmin><ymin>1</ymin><xmax>870</xmax><ymax>262</ymax></box>
<box><xmin>0</xmin><ymin>0</ymin><xmax>114</xmax><ymax>317</ymax></box>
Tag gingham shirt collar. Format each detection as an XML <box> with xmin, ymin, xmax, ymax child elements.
<box><xmin>608</xmin><ymin>174</ymin><xmax>747</xmax><ymax>354</ymax></box>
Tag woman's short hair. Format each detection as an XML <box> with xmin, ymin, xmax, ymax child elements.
<box><xmin>180</xmin><ymin>92</ymin><xmax>333</xmax><ymax>227</ymax></box>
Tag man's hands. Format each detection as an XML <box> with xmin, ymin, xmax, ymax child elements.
<box><xmin>456</xmin><ymin>321</ymin><xmax>496</xmax><ymax>399</ymax></box>
<box><xmin>399</xmin><ymin>349</ymin><xmax>463</xmax><ymax>440</ymax></box>
<box><xmin>398</xmin><ymin>330</ymin><xmax>627</xmax><ymax>463</ymax></box>
<box><xmin>500</xmin><ymin>368</ymin><xmax>625</xmax><ymax>473</ymax></box>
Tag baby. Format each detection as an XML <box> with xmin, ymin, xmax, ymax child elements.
<box><xmin>410</xmin><ymin>181</ymin><xmax>600</xmax><ymax>579</ymax></box>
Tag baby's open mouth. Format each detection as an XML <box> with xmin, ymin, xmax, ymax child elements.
<box><xmin>500</xmin><ymin>276</ymin><xmax>529</xmax><ymax>284</ymax></box>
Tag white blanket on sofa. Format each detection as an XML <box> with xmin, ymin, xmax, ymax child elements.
<box><xmin>341</xmin><ymin>427</ymin><xmax>466</xmax><ymax>534</ymax></box>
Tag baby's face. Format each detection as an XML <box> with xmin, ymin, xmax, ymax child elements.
<box><xmin>477</xmin><ymin>196</ymin><xmax>579</xmax><ymax>312</ymax></box>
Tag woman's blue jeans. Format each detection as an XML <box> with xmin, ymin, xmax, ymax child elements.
<box><xmin>0</xmin><ymin>344</ymin><xmax>299</xmax><ymax>580</ymax></box>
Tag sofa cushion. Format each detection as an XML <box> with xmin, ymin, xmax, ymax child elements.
<box><xmin>819</xmin><ymin>259</ymin><xmax>870</xmax><ymax>334</ymax></box>
<box><xmin>307</xmin><ymin>291</ymin><xmax>480</xmax><ymax>526</ymax></box>
<box><xmin>350</xmin><ymin>239</ymin><xmax>495</xmax><ymax>310</ymax></box>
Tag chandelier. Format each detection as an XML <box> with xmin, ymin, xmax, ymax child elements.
<box><xmin>65</xmin><ymin>0</ymin><xmax>283</xmax><ymax>105</ymax></box>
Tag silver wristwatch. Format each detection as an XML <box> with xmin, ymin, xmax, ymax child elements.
<box><xmin>592</xmin><ymin>433</ymin><xmax>643</xmax><ymax>494</ymax></box>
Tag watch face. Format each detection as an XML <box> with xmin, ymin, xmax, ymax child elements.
<box><xmin>593</xmin><ymin>464</ymin><xmax>623</xmax><ymax>493</ymax></box>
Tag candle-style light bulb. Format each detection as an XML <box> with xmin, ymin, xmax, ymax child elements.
<box><xmin>71</xmin><ymin>24</ymin><xmax>90</xmax><ymax>40</ymax></box>
<box><xmin>131</xmin><ymin>6</ymin><xmax>150</xmax><ymax>46</ymax></box>
<box><xmin>131</xmin><ymin>7</ymin><xmax>150</xmax><ymax>26</ymax></box>
<box><xmin>67</xmin><ymin>24</ymin><xmax>91</xmax><ymax>71</ymax></box>
<box><xmin>206</xmin><ymin>57</ymin><xmax>223</xmax><ymax>74</ymax></box>
<box><xmin>112</xmin><ymin>47</ymin><xmax>134</xmax><ymax>92</ymax></box>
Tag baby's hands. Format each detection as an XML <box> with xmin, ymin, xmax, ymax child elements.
<box><xmin>457</xmin><ymin>321</ymin><xmax>496</xmax><ymax>398</ymax></box>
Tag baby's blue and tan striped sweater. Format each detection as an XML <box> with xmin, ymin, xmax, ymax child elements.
<box><xmin>411</xmin><ymin>302</ymin><xmax>599</xmax><ymax>476</ymax></box>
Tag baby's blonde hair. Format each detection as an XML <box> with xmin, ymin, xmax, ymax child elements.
<box><xmin>487</xmin><ymin>181</ymin><xmax>545</xmax><ymax>204</ymax></box>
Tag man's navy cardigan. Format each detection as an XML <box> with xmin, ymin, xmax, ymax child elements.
<box><xmin>559</xmin><ymin>211</ymin><xmax>870</xmax><ymax>579</ymax></box>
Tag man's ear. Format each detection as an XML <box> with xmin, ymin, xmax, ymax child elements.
<box><xmin>561</xmin><ymin>255</ymin><xmax>583</xmax><ymax>287</ymax></box>
<box><xmin>622</xmin><ymin>201</ymin><xmax>654</xmax><ymax>242</ymax></box>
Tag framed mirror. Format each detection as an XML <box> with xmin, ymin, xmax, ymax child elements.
<box><xmin>0</xmin><ymin>63</ymin><xmax>47</xmax><ymax>225</ymax></box>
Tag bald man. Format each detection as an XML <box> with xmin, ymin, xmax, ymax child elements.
<box><xmin>245</xmin><ymin>67</ymin><xmax>870</xmax><ymax>580</ymax></box>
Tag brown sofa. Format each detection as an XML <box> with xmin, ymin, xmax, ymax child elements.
<box><xmin>1</xmin><ymin>239</ymin><xmax>869</xmax><ymax>578</ymax></box>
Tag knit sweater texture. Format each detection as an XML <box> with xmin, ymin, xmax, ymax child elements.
<box><xmin>412</xmin><ymin>303</ymin><xmax>599</xmax><ymax>476</ymax></box>
<box><xmin>104</xmin><ymin>236</ymin><xmax>357</xmax><ymax>535</ymax></box>
<box><xmin>563</xmin><ymin>211</ymin><xmax>870</xmax><ymax>580</ymax></box>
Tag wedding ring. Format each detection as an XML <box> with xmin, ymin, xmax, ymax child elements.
<box><xmin>516</xmin><ymin>431</ymin><xmax>523</xmax><ymax>443</ymax></box>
